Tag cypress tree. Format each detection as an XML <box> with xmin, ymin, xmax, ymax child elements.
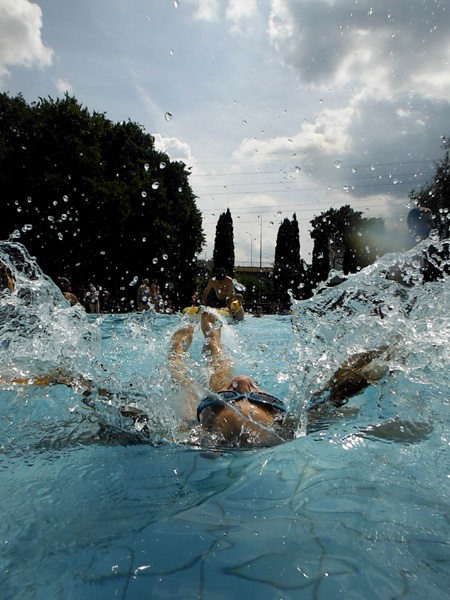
<box><xmin>212</xmin><ymin>208</ymin><xmax>235</xmax><ymax>276</ymax></box>
<box><xmin>273</xmin><ymin>214</ymin><xmax>302</xmax><ymax>305</ymax></box>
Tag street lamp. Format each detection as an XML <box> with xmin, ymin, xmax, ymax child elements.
<box><xmin>246</xmin><ymin>231</ymin><xmax>253</xmax><ymax>267</ymax></box>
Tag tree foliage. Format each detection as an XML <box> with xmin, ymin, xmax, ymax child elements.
<box><xmin>409</xmin><ymin>139</ymin><xmax>450</xmax><ymax>238</ymax></box>
<box><xmin>212</xmin><ymin>208</ymin><xmax>235</xmax><ymax>276</ymax></box>
<box><xmin>0</xmin><ymin>93</ymin><xmax>204</xmax><ymax>309</ymax></box>
<box><xmin>273</xmin><ymin>214</ymin><xmax>303</xmax><ymax>305</ymax></box>
<box><xmin>308</xmin><ymin>205</ymin><xmax>386</xmax><ymax>287</ymax></box>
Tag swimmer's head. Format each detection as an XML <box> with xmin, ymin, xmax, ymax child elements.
<box><xmin>58</xmin><ymin>276</ymin><xmax>71</xmax><ymax>292</ymax></box>
<box><xmin>225</xmin><ymin>375</ymin><xmax>258</xmax><ymax>394</ymax></box>
<box><xmin>407</xmin><ymin>207</ymin><xmax>434</xmax><ymax>241</ymax></box>
<box><xmin>215</xmin><ymin>268</ymin><xmax>227</xmax><ymax>281</ymax></box>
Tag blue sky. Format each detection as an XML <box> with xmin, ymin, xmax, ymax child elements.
<box><xmin>1</xmin><ymin>0</ymin><xmax>450</xmax><ymax>264</ymax></box>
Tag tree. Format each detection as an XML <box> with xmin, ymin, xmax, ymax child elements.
<box><xmin>409</xmin><ymin>138</ymin><xmax>450</xmax><ymax>238</ymax></box>
<box><xmin>309</xmin><ymin>205</ymin><xmax>385</xmax><ymax>285</ymax></box>
<box><xmin>0</xmin><ymin>93</ymin><xmax>205</xmax><ymax>309</ymax></box>
<box><xmin>343</xmin><ymin>216</ymin><xmax>386</xmax><ymax>273</ymax></box>
<box><xmin>273</xmin><ymin>214</ymin><xmax>303</xmax><ymax>305</ymax></box>
<box><xmin>212</xmin><ymin>208</ymin><xmax>235</xmax><ymax>276</ymax></box>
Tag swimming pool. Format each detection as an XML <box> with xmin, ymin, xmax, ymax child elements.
<box><xmin>1</xmin><ymin>241</ymin><xmax>449</xmax><ymax>599</ymax></box>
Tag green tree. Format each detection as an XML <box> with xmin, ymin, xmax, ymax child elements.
<box><xmin>212</xmin><ymin>208</ymin><xmax>235</xmax><ymax>276</ymax></box>
<box><xmin>343</xmin><ymin>217</ymin><xmax>386</xmax><ymax>273</ymax></box>
<box><xmin>409</xmin><ymin>139</ymin><xmax>450</xmax><ymax>238</ymax></box>
<box><xmin>309</xmin><ymin>205</ymin><xmax>386</xmax><ymax>285</ymax></box>
<box><xmin>273</xmin><ymin>214</ymin><xmax>303</xmax><ymax>305</ymax></box>
<box><xmin>0</xmin><ymin>93</ymin><xmax>204</xmax><ymax>309</ymax></box>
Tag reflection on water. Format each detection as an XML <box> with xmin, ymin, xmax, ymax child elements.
<box><xmin>1</xmin><ymin>241</ymin><xmax>449</xmax><ymax>599</ymax></box>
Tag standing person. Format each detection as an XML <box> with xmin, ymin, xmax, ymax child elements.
<box><xmin>102</xmin><ymin>288</ymin><xmax>111</xmax><ymax>312</ymax></box>
<box><xmin>85</xmin><ymin>283</ymin><xmax>100</xmax><ymax>313</ymax></box>
<box><xmin>150</xmin><ymin>278</ymin><xmax>162</xmax><ymax>311</ymax></box>
<box><xmin>137</xmin><ymin>279</ymin><xmax>151</xmax><ymax>311</ymax></box>
<box><xmin>57</xmin><ymin>277</ymin><xmax>80</xmax><ymax>306</ymax></box>
<box><xmin>201</xmin><ymin>268</ymin><xmax>244</xmax><ymax>321</ymax></box>
<box><xmin>406</xmin><ymin>206</ymin><xmax>435</xmax><ymax>247</ymax></box>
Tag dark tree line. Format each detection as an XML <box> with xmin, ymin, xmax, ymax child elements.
<box><xmin>0</xmin><ymin>93</ymin><xmax>204</xmax><ymax>308</ymax></box>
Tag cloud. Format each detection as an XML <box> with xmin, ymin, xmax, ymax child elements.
<box><xmin>153</xmin><ymin>133</ymin><xmax>192</xmax><ymax>161</ymax></box>
<box><xmin>192</xmin><ymin>0</ymin><xmax>220</xmax><ymax>22</ymax></box>
<box><xmin>55</xmin><ymin>78</ymin><xmax>74</xmax><ymax>95</ymax></box>
<box><xmin>268</xmin><ymin>0</ymin><xmax>450</xmax><ymax>99</ymax></box>
<box><xmin>192</xmin><ymin>0</ymin><xmax>258</xmax><ymax>28</ymax></box>
<box><xmin>262</xmin><ymin>0</ymin><xmax>450</xmax><ymax>214</ymax></box>
<box><xmin>0</xmin><ymin>0</ymin><xmax>53</xmax><ymax>80</ymax></box>
<box><xmin>226</xmin><ymin>0</ymin><xmax>258</xmax><ymax>23</ymax></box>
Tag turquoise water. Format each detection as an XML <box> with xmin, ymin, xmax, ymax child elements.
<box><xmin>1</xmin><ymin>242</ymin><xmax>449</xmax><ymax>599</ymax></box>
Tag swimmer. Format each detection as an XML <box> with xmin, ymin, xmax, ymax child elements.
<box><xmin>201</xmin><ymin>268</ymin><xmax>245</xmax><ymax>321</ymax></box>
<box><xmin>168</xmin><ymin>311</ymin><xmax>288</xmax><ymax>446</ymax></box>
<box><xmin>1</xmin><ymin>311</ymin><xmax>394</xmax><ymax>448</ymax></box>
<box><xmin>57</xmin><ymin>276</ymin><xmax>80</xmax><ymax>306</ymax></box>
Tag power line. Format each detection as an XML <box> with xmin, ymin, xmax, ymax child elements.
<box><xmin>188</xmin><ymin>158</ymin><xmax>437</xmax><ymax>178</ymax></box>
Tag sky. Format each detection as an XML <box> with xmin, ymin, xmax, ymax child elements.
<box><xmin>1</xmin><ymin>0</ymin><xmax>450</xmax><ymax>265</ymax></box>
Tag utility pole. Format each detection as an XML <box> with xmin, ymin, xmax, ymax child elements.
<box><xmin>246</xmin><ymin>231</ymin><xmax>253</xmax><ymax>267</ymax></box>
<box><xmin>259</xmin><ymin>215</ymin><xmax>263</xmax><ymax>267</ymax></box>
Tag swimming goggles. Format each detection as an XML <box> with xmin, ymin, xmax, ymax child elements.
<box><xmin>197</xmin><ymin>389</ymin><xmax>286</xmax><ymax>421</ymax></box>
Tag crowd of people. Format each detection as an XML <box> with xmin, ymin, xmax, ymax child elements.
<box><xmin>56</xmin><ymin>278</ymin><xmax>111</xmax><ymax>313</ymax></box>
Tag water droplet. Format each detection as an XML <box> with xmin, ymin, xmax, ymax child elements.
<box><xmin>335</xmin><ymin>160</ymin><xmax>342</xmax><ymax>169</ymax></box>
<box><xmin>352</xmin><ymin>167</ymin><xmax>357</xmax><ymax>173</ymax></box>
<box><xmin>144</xmin><ymin>163</ymin><xmax>149</xmax><ymax>171</ymax></box>
<box><xmin>169</xmin><ymin>49</ymin><xmax>174</xmax><ymax>56</ymax></box>
<box><xmin>11</xmin><ymin>229</ymin><xmax>21</xmax><ymax>239</ymax></box>
<box><xmin>141</xmin><ymin>191</ymin><xmax>147</xmax><ymax>198</ymax></box>
<box><xmin>162</xmin><ymin>254</ymin><xmax>168</xmax><ymax>260</ymax></box>
<box><xmin>53</xmin><ymin>201</ymin><xmax>58</xmax><ymax>206</ymax></box>
<box><xmin>159</xmin><ymin>162</ymin><xmax>166</xmax><ymax>169</ymax></box>
<box><xmin>242</xmin><ymin>120</ymin><xmax>247</xmax><ymax>126</ymax></box>
<box><xmin>174</xmin><ymin>0</ymin><xmax>179</xmax><ymax>7</ymax></box>
<box><xmin>58</xmin><ymin>232</ymin><xmax>63</xmax><ymax>240</ymax></box>
<box><xmin>61</xmin><ymin>214</ymin><xmax>67</xmax><ymax>220</ymax></box>
<box><xmin>178</xmin><ymin>187</ymin><xmax>182</xmax><ymax>192</ymax></box>
<box><xmin>63</xmin><ymin>195</ymin><xmax>69</xmax><ymax>202</ymax></box>
<box><xmin>48</xmin><ymin>216</ymin><xmax>54</xmax><ymax>222</ymax></box>
<box><xmin>22</xmin><ymin>224</ymin><xmax>33</xmax><ymax>232</ymax></box>
<box><xmin>152</xmin><ymin>182</ymin><xmax>159</xmax><ymax>190</ymax></box>
<box><xmin>370</xmin><ymin>165</ymin><xmax>375</xmax><ymax>171</ymax></box>
<box><xmin>27</xmin><ymin>196</ymin><xmax>32</xmax><ymax>203</ymax></box>
<box><xmin>295</xmin><ymin>166</ymin><xmax>301</xmax><ymax>173</ymax></box>
<box><xmin>164</xmin><ymin>112</ymin><xmax>173</xmax><ymax>121</ymax></box>
<box><xmin>129</xmin><ymin>276</ymin><xmax>139</xmax><ymax>286</ymax></box>
<box><xmin>152</xmin><ymin>257</ymin><xmax>158</xmax><ymax>264</ymax></box>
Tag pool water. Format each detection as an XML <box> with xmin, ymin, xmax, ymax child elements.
<box><xmin>1</xmin><ymin>241</ymin><xmax>449</xmax><ymax>599</ymax></box>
